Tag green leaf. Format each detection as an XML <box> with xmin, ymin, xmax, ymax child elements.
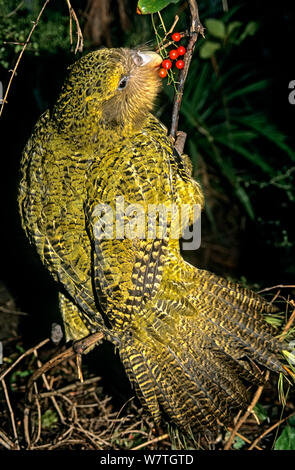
<box><xmin>214</xmin><ymin>135</ymin><xmax>276</xmax><ymax>176</ymax></box>
<box><xmin>197</xmin><ymin>138</ymin><xmax>255</xmax><ymax>219</ymax></box>
<box><xmin>265</xmin><ymin>314</ymin><xmax>283</xmax><ymax>328</ymax></box>
<box><xmin>233</xmin><ymin>116</ymin><xmax>295</xmax><ymax>162</ymax></box>
<box><xmin>137</xmin><ymin>0</ymin><xmax>179</xmax><ymax>14</ymax></box>
<box><xmin>253</xmin><ymin>404</ymin><xmax>268</xmax><ymax>422</ymax></box>
<box><xmin>275</xmin><ymin>424</ymin><xmax>295</xmax><ymax>450</ymax></box>
<box><xmin>227</xmin><ymin>21</ymin><xmax>242</xmax><ymax>36</ymax></box>
<box><xmin>226</xmin><ymin>79</ymin><xmax>269</xmax><ymax>101</ymax></box>
<box><xmin>41</xmin><ymin>409</ymin><xmax>59</xmax><ymax>429</ymax></box>
<box><xmin>233</xmin><ymin>435</ymin><xmax>246</xmax><ymax>450</ymax></box>
<box><xmin>205</xmin><ymin>18</ymin><xmax>226</xmax><ymax>39</ymax></box>
<box><xmin>234</xmin><ymin>185</ymin><xmax>255</xmax><ymax>219</ymax></box>
<box><xmin>240</xmin><ymin>21</ymin><xmax>259</xmax><ymax>41</ymax></box>
<box><xmin>199</xmin><ymin>40</ymin><xmax>221</xmax><ymax>59</ymax></box>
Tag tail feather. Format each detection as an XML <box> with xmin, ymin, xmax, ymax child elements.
<box><xmin>166</xmin><ymin>260</ymin><xmax>277</xmax><ymax>315</ymax></box>
<box><xmin>160</xmin><ymin>271</ymin><xmax>283</xmax><ymax>368</ymax></box>
<box><xmin>121</xmin><ymin>319</ymin><xmax>250</xmax><ymax>433</ymax></box>
<box><xmin>120</xmin><ymin>338</ymin><xmax>162</xmax><ymax>424</ymax></box>
<box><xmin>154</xmin><ymin>289</ymin><xmax>283</xmax><ymax>372</ymax></box>
<box><xmin>121</xmin><ymin>334</ymin><xmax>221</xmax><ymax>431</ymax></box>
<box><xmin>121</xmin><ymin>334</ymin><xmax>211</xmax><ymax>430</ymax></box>
<box><xmin>119</xmin><ymin>267</ymin><xmax>286</xmax><ymax>433</ymax></box>
<box><xmin>196</xmin><ymin>269</ymin><xmax>277</xmax><ymax>314</ymax></box>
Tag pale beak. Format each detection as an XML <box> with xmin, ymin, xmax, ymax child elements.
<box><xmin>137</xmin><ymin>51</ymin><xmax>162</xmax><ymax>68</ymax></box>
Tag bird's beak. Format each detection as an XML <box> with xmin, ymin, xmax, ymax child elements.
<box><xmin>137</xmin><ymin>51</ymin><xmax>162</xmax><ymax>68</ymax></box>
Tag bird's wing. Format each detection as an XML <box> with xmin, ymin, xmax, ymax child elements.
<box><xmin>84</xmin><ymin>134</ymin><xmax>178</xmax><ymax>330</ymax></box>
<box><xmin>18</xmin><ymin>114</ymin><xmax>108</xmax><ymax>337</ymax></box>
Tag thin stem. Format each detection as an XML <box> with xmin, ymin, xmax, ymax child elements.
<box><xmin>0</xmin><ymin>338</ymin><xmax>50</xmax><ymax>382</ymax></box>
<box><xmin>157</xmin><ymin>11</ymin><xmax>167</xmax><ymax>35</ymax></box>
<box><xmin>248</xmin><ymin>410</ymin><xmax>295</xmax><ymax>450</ymax></box>
<box><xmin>170</xmin><ymin>0</ymin><xmax>205</xmax><ymax>140</ymax></box>
<box><xmin>0</xmin><ymin>0</ymin><xmax>50</xmax><ymax>118</ymax></box>
<box><xmin>131</xmin><ymin>433</ymin><xmax>169</xmax><ymax>450</ymax></box>
<box><xmin>65</xmin><ymin>0</ymin><xmax>84</xmax><ymax>54</ymax></box>
<box><xmin>224</xmin><ymin>371</ymin><xmax>270</xmax><ymax>450</ymax></box>
<box><xmin>1</xmin><ymin>378</ymin><xmax>20</xmax><ymax>449</ymax></box>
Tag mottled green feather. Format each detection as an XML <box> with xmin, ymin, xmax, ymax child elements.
<box><xmin>19</xmin><ymin>47</ymin><xmax>287</xmax><ymax>435</ymax></box>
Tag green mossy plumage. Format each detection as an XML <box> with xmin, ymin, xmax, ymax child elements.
<box><xmin>19</xmin><ymin>47</ymin><xmax>286</xmax><ymax>435</ymax></box>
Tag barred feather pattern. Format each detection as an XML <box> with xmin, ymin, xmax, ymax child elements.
<box><xmin>119</xmin><ymin>263</ymin><xmax>285</xmax><ymax>433</ymax></box>
<box><xmin>18</xmin><ymin>47</ymin><xmax>288</xmax><ymax>435</ymax></box>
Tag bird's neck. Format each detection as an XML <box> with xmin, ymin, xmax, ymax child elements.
<box><xmin>52</xmin><ymin>106</ymin><xmax>150</xmax><ymax>145</ymax></box>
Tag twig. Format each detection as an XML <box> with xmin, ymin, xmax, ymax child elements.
<box><xmin>1</xmin><ymin>378</ymin><xmax>20</xmax><ymax>449</ymax></box>
<box><xmin>227</xmin><ymin>427</ymin><xmax>263</xmax><ymax>450</ymax></box>
<box><xmin>223</xmin><ymin>370</ymin><xmax>270</xmax><ymax>450</ymax></box>
<box><xmin>76</xmin><ymin>351</ymin><xmax>84</xmax><ymax>382</ymax></box>
<box><xmin>23</xmin><ymin>404</ymin><xmax>31</xmax><ymax>448</ymax></box>
<box><xmin>65</xmin><ymin>0</ymin><xmax>84</xmax><ymax>54</ymax></box>
<box><xmin>169</xmin><ymin>0</ymin><xmax>205</xmax><ymax>141</ymax></box>
<box><xmin>21</xmin><ymin>334</ymin><xmax>89</xmax><ymax>447</ymax></box>
<box><xmin>0</xmin><ymin>0</ymin><xmax>84</xmax><ymax>118</ymax></box>
<box><xmin>33</xmin><ymin>349</ymin><xmax>66</xmax><ymax>425</ymax></box>
<box><xmin>156</xmin><ymin>15</ymin><xmax>180</xmax><ymax>51</ymax></box>
<box><xmin>0</xmin><ymin>305</ymin><xmax>28</xmax><ymax>316</ymax></box>
<box><xmin>3</xmin><ymin>41</ymin><xmax>29</xmax><ymax>46</ymax></box>
<box><xmin>37</xmin><ymin>376</ymin><xmax>101</xmax><ymax>398</ymax></box>
<box><xmin>280</xmin><ymin>303</ymin><xmax>295</xmax><ymax>339</ymax></box>
<box><xmin>166</xmin><ymin>15</ymin><xmax>180</xmax><ymax>37</ymax></box>
<box><xmin>0</xmin><ymin>429</ymin><xmax>15</xmax><ymax>450</ymax></box>
<box><xmin>110</xmin><ymin>395</ymin><xmax>136</xmax><ymax>438</ymax></box>
<box><xmin>270</xmin><ymin>289</ymin><xmax>281</xmax><ymax>305</ymax></box>
<box><xmin>0</xmin><ymin>0</ymin><xmax>50</xmax><ymax>118</ymax></box>
<box><xmin>0</xmin><ymin>338</ymin><xmax>50</xmax><ymax>381</ymax></box>
<box><xmin>32</xmin><ymin>382</ymin><xmax>42</xmax><ymax>446</ymax></box>
<box><xmin>23</xmin><ymin>331</ymin><xmax>103</xmax><ymax>448</ymax></box>
<box><xmin>258</xmin><ymin>285</ymin><xmax>295</xmax><ymax>293</ymax></box>
<box><xmin>5</xmin><ymin>1</ymin><xmax>24</xmax><ymax>18</ymax></box>
<box><xmin>48</xmin><ymin>438</ymin><xmax>89</xmax><ymax>449</ymax></box>
<box><xmin>74</xmin><ymin>421</ymin><xmax>110</xmax><ymax>448</ymax></box>
<box><xmin>25</xmin><ymin>332</ymin><xmax>103</xmax><ymax>406</ymax></box>
<box><xmin>131</xmin><ymin>433</ymin><xmax>169</xmax><ymax>450</ymax></box>
<box><xmin>248</xmin><ymin>410</ymin><xmax>295</xmax><ymax>450</ymax></box>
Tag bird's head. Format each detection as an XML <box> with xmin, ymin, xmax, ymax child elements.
<box><xmin>53</xmin><ymin>48</ymin><xmax>162</xmax><ymax>135</ymax></box>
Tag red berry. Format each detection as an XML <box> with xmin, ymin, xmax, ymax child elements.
<box><xmin>175</xmin><ymin>59</ymin><xmax>185</xmax><ymax>69</ymax></box>
<box><xmin>171</xmin><ymin>32</ymin><xmax>181</xmax><ymax>42</ymax></box>
<box><xmin>162</xmin><ymin>59</ymin><xmax>172</xmax><ymax>70</ymax></box>
<box><xmin>177</xmin><ymin>46</ymin><xmax>186</xmax><ymax>56</ymax></box>
<box><xmin>169</xmin><ymin>49</ymin><xmax>179</xmax><ymax>60</ymax></box>
<box><xmin>159</xmin><ymin>68</ymin><xmax>167</xmax><ymax>78</ymax></box>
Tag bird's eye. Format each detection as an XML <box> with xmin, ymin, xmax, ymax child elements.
<box><xmin>118</xmin><ymin>76</ymin><xmax>129</xmax><ymax>90</ymax></box>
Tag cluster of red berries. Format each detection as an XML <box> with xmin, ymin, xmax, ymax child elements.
<box><xmin>159</xmin><ymin>32</ymin><xmax>186</xmax><ymax>78</ymax></box>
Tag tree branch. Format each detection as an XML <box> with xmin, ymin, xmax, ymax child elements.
<box><xmin>0</xmin><ymin>0</ymin><xmax>84</xmax><ymax>118</ymax></box>
<box><xmin>0</xmin><ymin>0</ymin><xmax>50</xmax><ymax>119</ymax></box>
<box><xmin>169</xmin><ymin>0</ymin><xmax>204</xmax><ymax>150</ymax></box>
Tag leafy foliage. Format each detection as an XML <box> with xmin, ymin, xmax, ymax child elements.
<box><xmin>274</xmin><ymin>415</ymin><xmax>295</xmax><ymax>450</ymax></box>
<box><xmin>137</xmin><ymin>0</ymin><xmax>180</xmax><ymax>15</ymax></box>
<box><xmin>41</xmin><ymin>409</ymin><xmax>59</xmax><ymax>429</ymax></box>
<box><xmin>155</xmin><ymin>10</ymin><xmax>295</xmax><ymax>223</ymax></box>
<box><xmin>253</xmin><ymin>403</ymin><xmax>268</xmax><ymax>423</ymax></box>
<box><xmin>199</xmin><ymin>17</ymin><xmax>258</xmax><ymax>58</ymax></box>
<box><xmin>0</xmin><ymin>0</ymin><xmax>71</xmax><ymax>69</ymax></box>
